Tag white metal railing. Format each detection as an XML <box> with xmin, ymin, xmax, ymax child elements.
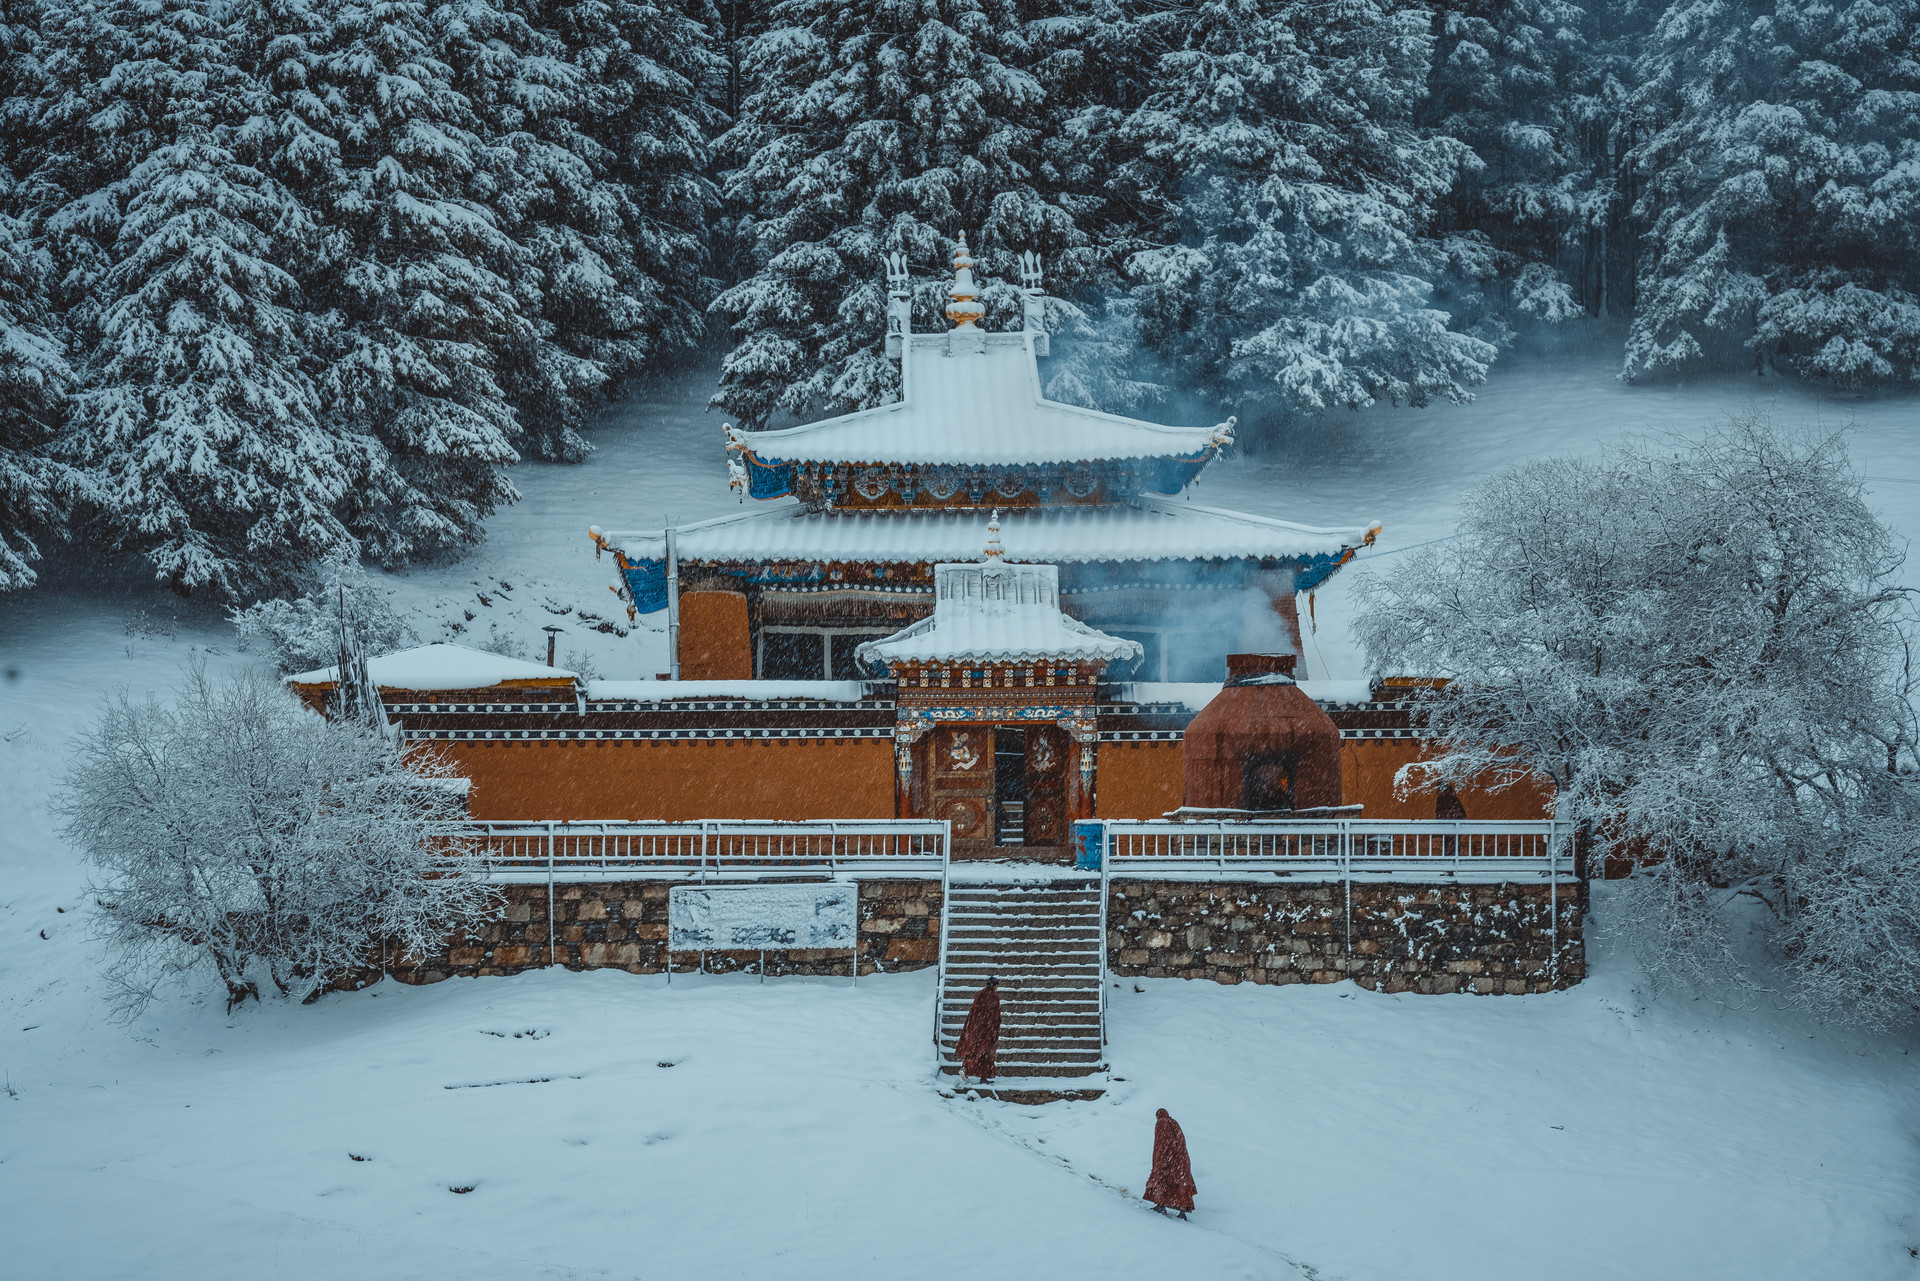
<box><xmin>1101</xmin><ymin>818</ymin><xmax>1574</xmax><ymax>881</ymax></box>
<box><xmin>1100</xmin><ymin>818</ymin><xmax>1577</xmax><ymax>982</ymax></box>
<box><xmin>459</xmin><ymin>819</ymin><xmax>949</xmax><ymax>883</ymax></box>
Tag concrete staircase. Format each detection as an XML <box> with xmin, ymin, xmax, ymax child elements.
<box><xmin>937</xmin><ymin>878</ymin><xmax>1106</xmax><ymax>1102</ymax></box>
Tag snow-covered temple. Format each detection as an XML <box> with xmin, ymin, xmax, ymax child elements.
<box><xmin>297</xmin><ymin>241</ymin><xmax>1574</xmax><ymax>1021</ymax></box>
<box><xmin>322</xmin><ymin>240</ymin><xmax>1549</xmax><ymax>847</ymax></box>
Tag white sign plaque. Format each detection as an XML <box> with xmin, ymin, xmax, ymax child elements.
<box><xmin>667</xmin><ymin>884</ymin><xmax>859</xmax><ymax>952</ymax></box>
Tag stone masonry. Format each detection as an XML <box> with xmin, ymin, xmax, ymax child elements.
<box><xmin>1106</xmin><ymin>879</ymin><xmax>1584</xmax><ymax>994</ymax></box>
<box><xmin>387</xmin><ymin>879</ymin><xmax>943</xmax><ymax>984</ymax></box>
<box><xmin>377</xmin><ymin>876</ymin><xmax>1584</xmax><ymax>995</ymax></box>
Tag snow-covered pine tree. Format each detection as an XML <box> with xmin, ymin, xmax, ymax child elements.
<box><xmin>0</xmin><ymin>171</ymin><xmax>78</xmax><ymax>592</ymax></box>
<box><xmin>33</xmin><ymin>0</ymin><xmax>355</xmax><ymax>598</ymax></box>
<box><xmin>1420</xmin><ymin>0</ymin><xmax>1584</xmax><ymax>332</ymax></box>
<box><xmin>524</xmin><ymin>0</ymin><xmax>721</xmax><ymax>443</ymax></box>
<box><xmin>8</xmin><ymin>0</ymin><xmax>145</xmax><ymax>311</ymax></box>
<box><xmin>1119</xmin><ymin>0</ymin><xmax>1496</xmax><ymax>433</ymax></box>
<box><xmin>711</xmin><ymin>0</ymin><xmax>1083</xmax><ymax>427</ymax></box>
<box><xmin>434</xmin><ymin>0</ymin><xmax>604</xmax><ymax>462</ymax></box>
<box><xmin>1625</xmin><ymin>0</ymin><xmax>1920</xmax><ymax>385</ymax></box>
<box><xmin>274</xmin><ymin>0</ymin><xmax>526</xmax><ymax>566</ymax></box>
<box><xmin>1010</xmin><ymin>0</ymin><xmax>1167</xmax><ymax>412</ymax></box>
<box><xmin>1556</xmin><ymin>0</ymin><xmax>1642</xmax><ymax>319</ymax></box>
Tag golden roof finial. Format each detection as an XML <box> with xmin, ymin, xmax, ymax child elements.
<box><xmin>945</xmin><ymin>233</ymin><xmax>985</xmax><ymax>330</ymax></box>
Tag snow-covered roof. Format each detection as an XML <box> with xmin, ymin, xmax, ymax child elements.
<box><xmin>602</xmin><ymin>498</ymin><xmax>1371</xmax><ymax>567</ymax></box>
<box><xmin>586</xmin><ymin>679</ymin><xmax>871</xmax><ymax>704</ymax></box>
<box><xmin>856</xmin><ymin>558</ymin><xmax>1141</xmax><ymax>669</ymax></box>
<box><xmin>288</xmin><ymin>643</ymin><xmax>576</xmax><ymax>691</ymax></box>
<box><xmin>735</xmin><ymin>333</ymin><xmax>1226</xmax><ymax>467</ymax></box>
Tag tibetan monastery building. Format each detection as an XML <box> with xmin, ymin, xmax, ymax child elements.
<box><xmin>335</xmin><ymin>241</ymin><xmax>1551</xmax><ymax>851</ymax></box>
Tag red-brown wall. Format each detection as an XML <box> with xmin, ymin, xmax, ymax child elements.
<box><xmin>436</xmin><ymin>739</ymin><xmax>895</xmax><ymax>820</ymax></box>
<box><xmin>679</xmin><ymin>591</ymin><xmax>753</xmax><ymax>679</ymax></box>
<box><xmin>1339</xmin><ymin>739</ymin><xmax>1553</xmax><ymax>819</ymax></box>
<box><xmin>1096</xmin><ymin>743</ymin><xmax>1184</xmax><ymax>818</ymax></box>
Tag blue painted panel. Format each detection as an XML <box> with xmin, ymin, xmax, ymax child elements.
<box><xmin>1072</xmin><ymin>820</ymin><xmax>1104</xmax><ymax>870</ymax></box>
<box><xmin>745</xmin><ymin>452</ymin><xmax>794</xmax><ymax>500</ymax></box>
<box><xmin>623</xmin><ymin>558</ymin><xmax>669</xmax><ymax>614</ymax></box>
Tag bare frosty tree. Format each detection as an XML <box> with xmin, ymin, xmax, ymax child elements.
<box><xmin>57</xmin><ymin>663</ymin><xmax>498</xmax><ymax>1016</ymax></box>
<box><xmin>1353</xmin><ymin>409</ymin><xmax>1920</xmax><ymax>1024</ymax></box>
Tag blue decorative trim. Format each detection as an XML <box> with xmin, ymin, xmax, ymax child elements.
<box><xmin>1292</xmin><ymin>549</ymin><xmax>1354</xmax><ymax>594</ymax></box>
<box><xmin>744</xmin><ymin>451</ymin><xmax>794</xmax><ymax>500</ymax></box>
<box><xmin>1140</xmin><ymin>449</ymin><xmax>1213</xmax><ymax>497</ymax></box>
<box><xmin>623</xmin><ymin>558</ymin><xmax>669</xmax><ymax>614</ymax></box>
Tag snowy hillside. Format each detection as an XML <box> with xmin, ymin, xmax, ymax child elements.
<box><xmin>3</xmin><ymin>346</ymin><xmax>1920</xmax><ymax>1279</ymax></box>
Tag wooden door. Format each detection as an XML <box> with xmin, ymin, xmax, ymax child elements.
<box><xmin>1023</xmin><ymin>725</ymin><xmax>1070</xmax><ymax>849</ymax></box>
<box><xmin>930</xmin><ymin>725</ymin><xmax>994</xmax><ymax>854</ymax></box>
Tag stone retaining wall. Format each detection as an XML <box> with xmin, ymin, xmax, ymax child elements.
<box><xmin>388</xmin><ymin>879</ymin><xmax>943</xmax><ymax>983</ymax></box>
<box><xmin>381</xmin><ymin>876</ymin><xmax>1584</xmax><ymax>995</ymax></box>
<box><xmin>1106</xmin><ymin>880</ymin><xmax>1583</xmax><ymax>994</ymax></box>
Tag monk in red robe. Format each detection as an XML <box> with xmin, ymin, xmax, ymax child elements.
<box><xmin>956</xmin><ymin>976</ymin><xmax>1000</xmax><ymax>1081</ymax></box>
<box><xmin>1144</xmin><ymin>1108</ymin><xmax>1196</xmax><ymax>1217</ymax></box>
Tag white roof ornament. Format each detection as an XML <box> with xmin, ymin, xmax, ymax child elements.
<box><xmin>885</xmin><ymin>251</ymin><xmax>911</xmax><ymax>359</ymax></box>
<box><xmin>983</xmin><ymin>508</ymin><xmax>1004</xmax><ymax>560</ymax></box>
<box><xmin>723</xmin><ymin>421</ymin><xmax>748</xmax><ymax>499</ymax></box>
<box><xmin>1019</xmin><ymin>250</ymin><xmax>1048</xmax><ymax>354</ymax></box>
<box><xmin>945</xmin><ymin>234</ymin><xmax>985</xmax><ymax>331</ymax></box>
<box><xmin>1019</xmin><ymin>251</ymin><xmax>1042</xmax><ymax>292</ymax></box>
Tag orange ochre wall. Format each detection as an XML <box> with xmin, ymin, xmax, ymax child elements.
<box><xmin>440</xmin><ymin>739</ymin><xmax>896</xmax><ymax>820</ymax></box>
<box><xmin>678</xmin><ymin>591</ymin><xmax>753</xmax><ymax>680</ymax></box>
<box><xmin>1340</xmin><ymin>739</ymin><xmax>1553</xmax><ymax>820</ymax></box>
<box><xmin>435</xmin><ymin>736</ymin><xmax>1549</xmax><ymax>822</ymax></box>
<box><xmin>1090</xmin><ymin>739</ymin><xmax>1551</xmax><ymax>820</ymax></box>
<box><xmin>1095</xmin><ymin>743</ymin><xmax>1185</xmax><ymax>818</ymax></box>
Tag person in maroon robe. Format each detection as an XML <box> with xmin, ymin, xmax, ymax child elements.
<box><xmin>956</xmin><ymin>976</ymin><xmax>1000</xmax><ymax>1081</ymax></box>
<box><xmin>1143</xmin><ymin>1108</ymin><xmax>1196</xmax><ymax>1218</ymax></box>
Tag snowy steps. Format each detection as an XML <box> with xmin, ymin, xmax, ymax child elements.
<box><xmin>937</xmin><ymin>881</ymin><xmax>1106</xmax><ymax>1100</ymax></box>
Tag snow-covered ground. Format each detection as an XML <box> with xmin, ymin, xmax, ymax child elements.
<box><xmin>4</xmin><ymin>339</ymin><xmax>1920</xmax><ymax>1278</ymax></box>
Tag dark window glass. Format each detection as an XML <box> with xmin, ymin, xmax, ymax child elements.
<box><xmin>829</xmin><ymin>633</ymin><xmax>895</xmax><ymax>680</ymax></box>
<box><xmin>761</xmin><ymin>631</ymin><xmax>825</xmax><ymax>680</ymax></box>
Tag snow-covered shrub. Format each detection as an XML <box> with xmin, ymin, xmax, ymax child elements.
<box><xmin>57</xmin><ymin>663</ymin><xmax>498</xmax><ymax>1016</ymax></box>
<box><xmin>1353</xmin><ymin>409</ymin><xmax>1920</xmax><ymax>1024</ymax></box>
<box><xmin>230</xmin><ymin>555</ymin><xmax>416</xmax><ymax>674</ymax></box>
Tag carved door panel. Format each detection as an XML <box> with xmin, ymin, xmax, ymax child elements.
<box><xmin>931</xmin><ymin>725</ymin><xmax>993</xmax><ymax>853</ymax></box>
<box><xmin>1023</xmin><ymin>726</ymin><xmax>1070</xmax><ymax>848</ymax></box>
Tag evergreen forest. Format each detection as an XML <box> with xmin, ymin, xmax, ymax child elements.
<box><xmin>0</xmin><ymin>0</ymin><xmax>1913</xmax><ymax>598</ymax></box>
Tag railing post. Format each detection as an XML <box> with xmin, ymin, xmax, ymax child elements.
<box><xmin>1342</xmin><ymin>820</ymin><xmax>1352</xmax><ymax>957</ymax></box>
<box><xmin>1098</xmin><ymin>819</ymin><xmax>1111</xmax><ymax>1049</ymax></box>
<box><xmin>933</xmin><ymin>820</ymin><xmax>954</xmax><ymax>1055</ymax></box>
<box><xmin>546</xmin><ymin>821</ymin><xmax>555</xmax><ymax>968</ymax></box>
<box><xmin>1549</xmin><ymin>821</ymin><xmax>1561</xmax><ymax>986</ymax></box>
